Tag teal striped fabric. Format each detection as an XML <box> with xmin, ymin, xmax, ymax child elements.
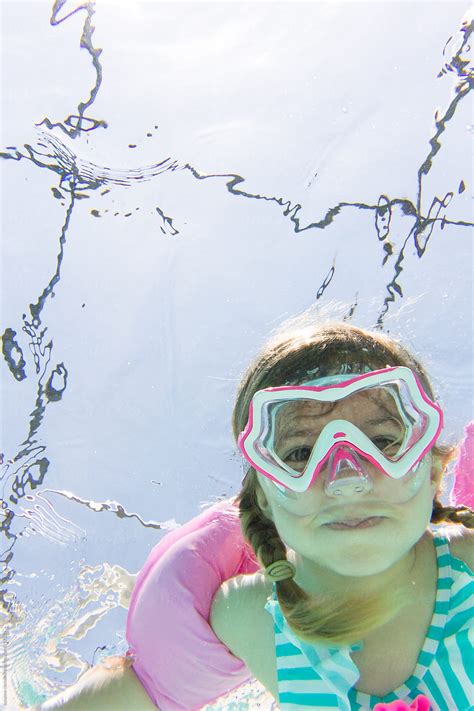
<box><xmin>264</xmin><ymin>529</ymin><xmax>473</xmax><ymax>710</ymax></box>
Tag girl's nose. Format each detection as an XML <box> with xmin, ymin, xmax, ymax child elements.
<box><xmin>323</xmin><ymin>447</ymin><xmax>374</xmax><ymax>498</ymax></box>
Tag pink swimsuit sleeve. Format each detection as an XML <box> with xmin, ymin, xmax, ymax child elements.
<box><xmin>125</xmin><ymin>497</ymin><xmax>260</xmax><ymax>710</ymax></box>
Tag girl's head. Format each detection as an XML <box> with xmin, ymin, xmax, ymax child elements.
<box><xmin>232</xmin><ymin>319</ymin><xmax>470</xmax><ymax>644</ymax></box>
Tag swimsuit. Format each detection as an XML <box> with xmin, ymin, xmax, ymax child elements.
<box><xmin>264</xmin><ymin>530</ymin><xmax>473</xmax><ymax>710</ymax></box>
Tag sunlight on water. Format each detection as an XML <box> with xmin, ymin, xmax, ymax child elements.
<box><xmin>1</xmin><ymin>1</ymin><xmax>472</xmax><ymax>707</ymax></box>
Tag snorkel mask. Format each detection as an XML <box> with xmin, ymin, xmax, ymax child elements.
<box><xmin>238</xmin><ymin>367</ymin><xmax>443</xmax><ymax>514</ymax></box>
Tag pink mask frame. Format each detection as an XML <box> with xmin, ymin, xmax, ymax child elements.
<box><xmin>238</xmin><ymin>366</ymin><xmax>443</xmax><ymax>494</ymax></box>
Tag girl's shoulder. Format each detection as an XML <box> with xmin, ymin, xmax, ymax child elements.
<box><xmin>439</xmin><ymin>526</ymin><xmax>474</xmax><ymax>572</ymax></box>
<box><xmin>210</xmin><ymin>570</ymin><xmax>272</xmax><ymax>616</ymax></box>
<box><xmin>210</xmin><ymin>571</ymin><xmax>278</xmax><ymax>699</ymax></box>
<box><xmin>210</xmin><ymin>570</ymin><xmax>274</xmax><ymax>645</ymax></box>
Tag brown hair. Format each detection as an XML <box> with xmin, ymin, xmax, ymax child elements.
<box><xmin>232</xmin><ymin>320</ymin><xmax>473</xmax><ymax>645</ymax></box>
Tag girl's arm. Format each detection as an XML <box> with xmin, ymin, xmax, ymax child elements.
<box><xmin>31</xmin><ymin>656</ymin><xmax>159</xmax><ymax>711</ymax></box>
<box><xmin>210</xmin><ymin>572</ymin><xmax>278</xmax><ymax>702</ymax></box>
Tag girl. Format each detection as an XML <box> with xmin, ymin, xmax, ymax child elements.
<box><xmin>35</xmin><ymin>321</ymin><xmax>473</xmax><ymax>710</ymax></box>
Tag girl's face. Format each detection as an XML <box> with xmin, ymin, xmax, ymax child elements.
<box><xmin>254</xmin><ymin>390</ymin><xmax>440</xmax><ymax>580</ymax></box>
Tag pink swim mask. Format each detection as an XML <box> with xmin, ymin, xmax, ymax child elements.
<box><xmin>238</xmin><ymin>367</ymin><xmax>443</xmax><ymax>512</ymax></box>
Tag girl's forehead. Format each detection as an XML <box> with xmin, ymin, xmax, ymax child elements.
<box><xmin>274</xmin><ymin>389</ymin><xmax>399</xmax><ymax>425</ymax></box>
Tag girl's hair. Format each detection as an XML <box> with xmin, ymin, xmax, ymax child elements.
<box><xmin>232</xmin><ymin>320</ymin><xmax>473</xmax><ymax>646</ymax></box>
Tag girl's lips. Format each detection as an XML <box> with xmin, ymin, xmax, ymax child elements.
<box><xmin>324</xmin><ymin>516</ymin><xmax>386</xmax><ymax>530</ymax></box>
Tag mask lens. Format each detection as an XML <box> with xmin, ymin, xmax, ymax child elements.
<box><xmin>253</xmin><ymin>378</ymin><xmax>431</xmax><ymax>484</ymax></box>
<box><xmin>373</xmin><ymin>380</ymin><xmax>430</xmax><ymax>461</ymax></box>
<box><xmin>258</xmin><ymin>398</ymin><xmax>333</xmax><ymax>477</ymax></box>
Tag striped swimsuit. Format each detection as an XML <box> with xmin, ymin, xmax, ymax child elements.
<box><xmin>264</xmin><ymin>530</ymin><xmax>473</xmax><ymax>710</ymax></box>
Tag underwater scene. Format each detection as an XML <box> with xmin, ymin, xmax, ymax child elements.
<box><xmin>1</xmin><ymin>1</ymin><xmax>472</xmax><ymax>709</ymax></box>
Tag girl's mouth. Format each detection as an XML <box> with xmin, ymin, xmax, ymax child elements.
<box><xmin>324</xmin><ymin>516</ymin><xmax>386</xmax><ymax>530</ymax></box>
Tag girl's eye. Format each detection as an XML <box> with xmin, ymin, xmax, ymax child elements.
<box><xmin>371</xmin><ymin>436</ymin><xmax>401</xmax><ymax>454</ymax></box>
<box><xmin>285</xmin><ymin>447</ymin><xmax>312</xmax><ymax>464</ymax></box>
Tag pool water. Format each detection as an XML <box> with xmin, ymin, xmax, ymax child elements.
<box><xmin>1</xmin><ymin>1</ymin><xmax>472</xmax><ymax>708</ymax></box>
